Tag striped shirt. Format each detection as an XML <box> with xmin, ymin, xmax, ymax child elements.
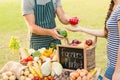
<box><xmin>106</xmin><ymin>5</ymin><xmax>120</xmax><ymax>68</ymax></box>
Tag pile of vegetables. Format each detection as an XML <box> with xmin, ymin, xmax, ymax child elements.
<box><xmin>20</xmin><ymin>47</ymin><xmax>63</xmax><ymax>80</ymax></box>
<box><xmin>0</xmin><ymin>36</ymin><xmax>98</xmax><ymax>80</ymax></box>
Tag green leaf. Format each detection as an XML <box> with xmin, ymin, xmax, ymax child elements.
<box><xmin>32</xmin><ymin>51</ymin><xmax>41</xmax><ymax>57</ymax></box>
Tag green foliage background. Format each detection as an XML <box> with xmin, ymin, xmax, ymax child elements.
<box><xmin>0</xmin><ymin>0</ymin><xmax>110</xmax><ymax>75</ymax></box>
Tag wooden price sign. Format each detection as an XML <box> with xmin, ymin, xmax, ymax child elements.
<box><xmin>57</xmin><ymin>45</ymin><xmax>87</xmax><ymax>70</ymax></box>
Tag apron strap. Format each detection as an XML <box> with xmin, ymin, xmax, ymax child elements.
<box><xmin>35</xmin><ymin>0</ymin><xmax>37</xmax><ymax>5</ymax></box>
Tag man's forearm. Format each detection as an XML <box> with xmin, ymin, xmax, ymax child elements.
<box><xmin>28</xmin><ymin>24</ymin><xmax>52</xmax><ymax>36</ymax></box>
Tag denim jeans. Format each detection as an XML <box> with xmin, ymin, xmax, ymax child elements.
<box><xmin>104</xmin><ymin>66</ymin><xmax>115</xmax><ymax>80</ymax></box>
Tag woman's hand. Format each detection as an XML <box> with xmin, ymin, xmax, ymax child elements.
<box><xmin>49</xmin><ymin>27</ymin><xmax>64</xmax><ymax>40</ymax></box>
<box><xmin>65</xmin><ymin>26</ymin><xmax>82</xmax><ymax>32</ymax></box>
<box><xmin>112</xmin><ymin>71</ymin><xmax>120</xmax><ymax>80</ymax></box>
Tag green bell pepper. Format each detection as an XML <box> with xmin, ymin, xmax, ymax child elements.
<box><xmin>57</xmin><ymin>30</ymin><xmax>67</xmax><ymax>37</ymax></box>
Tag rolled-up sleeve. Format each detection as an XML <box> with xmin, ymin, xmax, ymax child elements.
<box><xmin>21</xmin><ymin>0</ymin><xmax>34</xmax><ymax>16</ymax></box>
<box><xmin>56</xmin><ymin>0</ymin><xmax>62</xmax><ymax>7</ymax></box>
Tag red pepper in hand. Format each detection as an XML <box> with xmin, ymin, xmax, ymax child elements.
<box><xmin>68</xmin><ymin>17</ymin><xmax>79</xmax><ymax>25</ymax></box>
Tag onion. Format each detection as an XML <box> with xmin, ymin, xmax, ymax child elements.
<box><xmin>80</xmin><ymin>71</ymin><xmax>85</xmax><ymax>77</ymax></box>
<box><xmin>76</xmin><ymin>69</ymin><xmax>81</xmax><ymax>74</ymax></box>
<box><xmin>70</xmin><ymin>75</ymin><xmax>76</xmax><ymax>80</ymax></box>
<box><xmin>82</xmin><ymin>76</ymin><xmax>87</xmax><ymax>80</ymax></box>
<box><xmin>76</xmin><ymin>76</ymin><xmax>81</xmax><ymax>80</ymax></box>
<box><xmin>87</xmin><ymin>73</ymin><xmax>92</xmax><ymax>79</ymax></box>
<box><xmin>73</xmin><ymin>71</ymin><xmax>79</xmax><ymax>78</ymax></box>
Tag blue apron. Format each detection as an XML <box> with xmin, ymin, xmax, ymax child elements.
<box><xmin>30</xmin><ymin>0</ymin><xmax>61</xmax><ymax>50</ymax></box>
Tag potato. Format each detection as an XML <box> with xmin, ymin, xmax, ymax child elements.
<box><xmin>26</xmin><ymin>78</ymin><xmax>32</xmax><ymax>80</ymax></box>
<box><xmin>28</xmin><ymin>74</ymin><xmax>34</xmax><ymax>79</ymax></box>
<box><xmin>6</xmin><ymin>71</ymin><xmax>13</xmax><ymax>77</ymax></box>
<box><xmin>3</xmin><ymin>75</ymin><xmax>9</xmax><ymax>80</ymax></box>
<box><xmin>20</xmin><ymin>70</ymin><xmax>24</xmax><ymax>75</ymax></box>
<box><xmin>25</xmin><ymin>68</ymin><xmax>29</xmax><ymax>71</ymax></box>
<box><xmin>24</xmin><ymin>70</ymin><xmax>30</xmax><ymax>76</ymax></box>
<box><xmin>20</xmin><ymin>76</ymin><xmax>26</xmax><ymax>80</ymax></box>
<box><xmin>9</xmin><ymin>75</ymin><xmax>16</xmax><ymax>80</ymax></box>
<box><xmin>2</xmin><ymin>73</ymin><xmax>6</xmax><ymax>77</ymax></box>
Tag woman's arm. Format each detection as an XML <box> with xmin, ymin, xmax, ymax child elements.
<box><xmin>24</xmin><ymin>14</ymin><xmax>63</xmax><ymax>40</ymax></box>
<box><xmin>66</xmin><ymin>26</ymin><xmax>106</xmax><ymax>37</ymax></box>
<box><xmin>112</xmin><ymin>21</ymin><xmax>120</xmax><ymax>80</ymax></box>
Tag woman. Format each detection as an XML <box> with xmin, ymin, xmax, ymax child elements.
<box><xmin>21</xmin><ymin>0</ymin><xmax>76</xmax><ymax>50</ymax></box>
<box><xmin>66</xmin><ymin>0</ymin><xmax>120</xmax><ymax>80</ymax></box>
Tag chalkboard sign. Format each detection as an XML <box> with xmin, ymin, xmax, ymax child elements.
<box><xmin>57</xmin><ymin>45</ymin><xmax>87</xmax><ymax>70</ymax></box>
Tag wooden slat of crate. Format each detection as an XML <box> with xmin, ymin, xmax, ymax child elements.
<box><xmin>86</xmin><ymin>46</ymin><xmax>96</xmax><ymax>71</ymax></box>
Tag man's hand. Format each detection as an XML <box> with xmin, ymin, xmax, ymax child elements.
<box><xmin>50</xmin><ymin>27</ymin><xmax>64</xmax><ymax>40</ymax></box>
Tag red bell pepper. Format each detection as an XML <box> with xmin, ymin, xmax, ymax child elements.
<box><xmin>69</xmin><ymin>17</ymin><xmax>79</xmax><ymax>25</ymax></box>
<box><xmin>20</xmin><ymin>56</ymin><xmax>33</xmax><ymax>63</ymax></box>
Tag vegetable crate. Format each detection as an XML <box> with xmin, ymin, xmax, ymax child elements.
<box><xmin>57</xmin><ymin>37</ymin><xmax>97</xmax><ymax>71</ymax></box>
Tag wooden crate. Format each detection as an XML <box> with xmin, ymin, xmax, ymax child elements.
<box><xmin>57</xmin><ymin>37</ymin><xmax>97</xmax><ymax>71</ymax></box>
<box><xmin>57</xmin><ymin>45</ymin><xmax>96</xmax><ymax>71</ymax></box>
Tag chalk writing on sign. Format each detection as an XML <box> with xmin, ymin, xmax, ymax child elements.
<box><xmin>58</xmin><ymin>46</ymin><xmax>85</xmax><ymax>70</ymax></box>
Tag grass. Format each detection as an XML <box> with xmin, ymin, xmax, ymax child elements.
<box><xmin>0</xmin><ymin>0</ymin><xmax>110</xmax><ymax>76</ymax></box>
